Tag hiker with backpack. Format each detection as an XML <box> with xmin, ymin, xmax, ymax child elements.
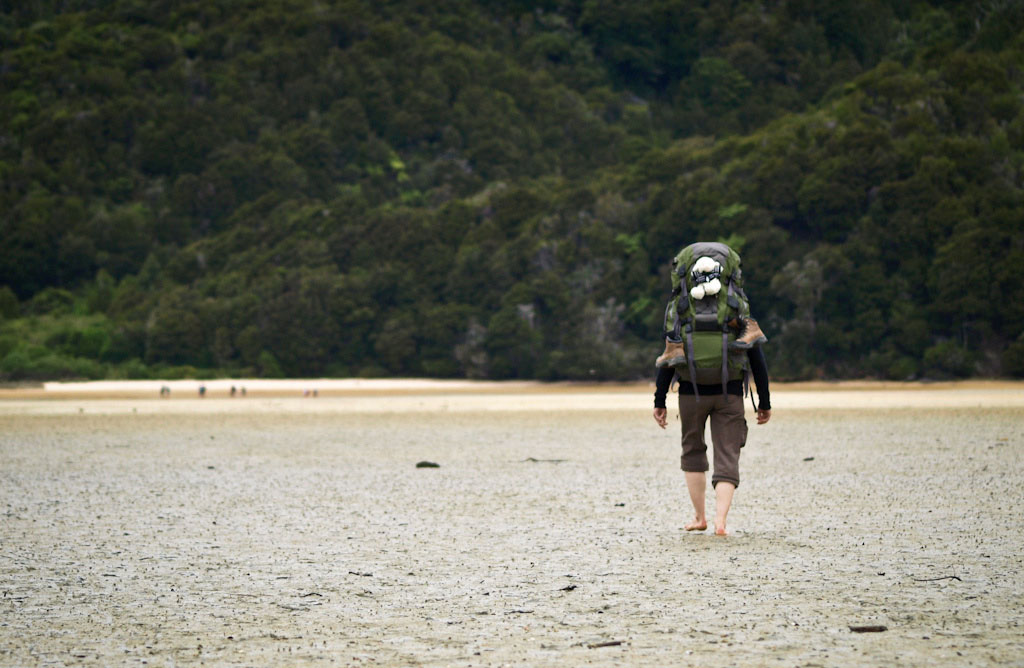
<box><xmin>651</xmin><ymin>242</ymin><xmax>771</xmax><ymax>536</ymax></box>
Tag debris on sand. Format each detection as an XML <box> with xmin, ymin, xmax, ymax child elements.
<box><xmin>415</xmin><ymin>461</ymin><xmax>440</xmax><ymax>468</ymax></box>
<box><xmin>849</xmin><ymin>625</ymin><xmax>888</xmax><ymax>633</ymax></box>
<box><xmin>588</xmin><ymin>640</ymin><xmax>624</xmax><ymax>648</ymax></box>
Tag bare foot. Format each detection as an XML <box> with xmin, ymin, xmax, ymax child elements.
<box><xmin>714</xmin><ymin>523</ymin><xmax>728</xmax><ymax>536</ymax></box>
<box><xmin>685</xmin><ymin>519</ymin><xmax>707</xmax><ymax>531</ymax></box>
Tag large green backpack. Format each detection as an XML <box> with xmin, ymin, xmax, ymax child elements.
<box><xmin>663</xmin><ymin>241</ymin><xmax>751</xmax><ymax>394</ymax></box>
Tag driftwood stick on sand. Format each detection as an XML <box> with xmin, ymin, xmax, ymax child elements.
<box><xmin>849</xmin><ymin>625</ymin><xmax>888</xmax><ymax>633</ymax></box>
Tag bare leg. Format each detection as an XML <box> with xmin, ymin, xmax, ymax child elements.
<box><xmin>684</xmin><ymin>471</ymin><xmax>707</xmax><ymax>530</ymax></box>
<box><xmin>713</xmin><ymin>481</ymin><xmax>736</xmax><ymax>535</ymax></box>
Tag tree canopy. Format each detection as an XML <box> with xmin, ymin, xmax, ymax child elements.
<box><xmin>2</xmin><ymin>0</ymin><xmax>1023</xmax><ymax>381</ymax></box>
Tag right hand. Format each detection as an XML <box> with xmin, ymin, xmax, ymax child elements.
<box><xmin>653</xmin><ymin>407</ymin><xmax>667</xmax><ymax>429</ymax></box>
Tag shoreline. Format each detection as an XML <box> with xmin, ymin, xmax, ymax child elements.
<box><xmin>0</xmin><ymin>377</ymin><xmax>1019</xmax><ymax>398</ymax></box>
<box><xmin>0</xmin><ymin>378</ymin><xmax>1022</xmax><ymax>414</ymax></box>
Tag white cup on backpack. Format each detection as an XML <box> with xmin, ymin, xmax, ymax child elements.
<box><xmin>690</xmin><ymin>257</ymin><xmax>722</xmax><ymax>300</ymax></box>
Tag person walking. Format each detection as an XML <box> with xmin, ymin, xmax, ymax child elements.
<box><xmin>653</xmin><ymin>342</ymin><xmax>771</xmax><ymax>535</ymax></box>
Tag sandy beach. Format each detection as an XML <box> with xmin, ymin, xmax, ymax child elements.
<box><xmin>1</xmin><ymin>380</ymin><xmax>1023</xmax><ymax>666</ymax></box>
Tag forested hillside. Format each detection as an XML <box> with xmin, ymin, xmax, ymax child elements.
<box><xmin>2</xmin><ymin>0</ymin><xmax>1023</xmax><ymax>381</ymax></box>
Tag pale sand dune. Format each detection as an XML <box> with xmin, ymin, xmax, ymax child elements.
<box><xmin>1</xmin><ymin>385</ymin><xmax>1022</xmax><ymax>666</ymax></box>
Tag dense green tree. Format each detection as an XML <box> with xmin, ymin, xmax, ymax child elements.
<box><xmin>1</xmin><ymin>0</ymin><xmax>1022</xmax><ymax>381</ymax></box>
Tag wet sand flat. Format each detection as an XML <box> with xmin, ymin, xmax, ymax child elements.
<box><xmin>1</xmin><ymin>382</ymin><xmax>1023</xmax><ymax>666</ymax></box>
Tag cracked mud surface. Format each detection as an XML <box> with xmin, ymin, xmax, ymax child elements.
<box><xmin>2</xmin><ymin>384</ymin><xmax>1023</xmax><ymax>666</ymax></box>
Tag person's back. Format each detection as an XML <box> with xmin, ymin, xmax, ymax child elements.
<box><xmin>651</xmin><ymin>242</ymin><xmax>772</xmax><ymax>535</ymax></box>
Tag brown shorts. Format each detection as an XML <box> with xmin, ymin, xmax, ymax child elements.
<box><xmin>678</xmin><ymin>392</ymin><xmax>748</xmax><ymax>488</ymax></box>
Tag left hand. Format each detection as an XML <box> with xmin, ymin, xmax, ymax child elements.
<box><xmin>756</xmin><ymin>409</ymin><xmax>771</xmax><ymax>425</ymax></box>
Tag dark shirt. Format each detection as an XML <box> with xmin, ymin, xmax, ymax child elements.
<box><xmin>654</xmin><ymin>346</ymin><xmax>771</xmax><ymax>411</ymax></box>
